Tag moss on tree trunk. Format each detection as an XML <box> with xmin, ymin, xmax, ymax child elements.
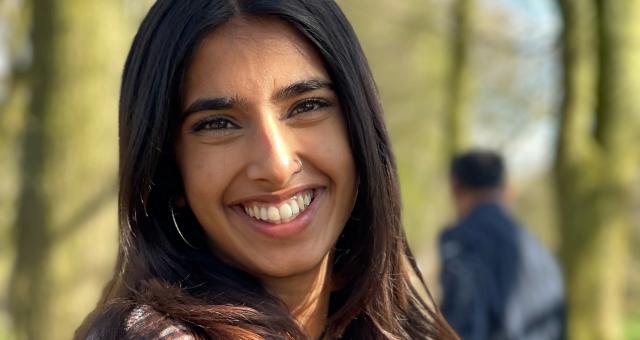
<box><xmin>556</xmin><ymin>1</ymin><xmax>640</xmax><ymax>339</ymax></box>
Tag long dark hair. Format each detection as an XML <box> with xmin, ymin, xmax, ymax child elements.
<box><xmin>76</xmin><ymin>0</ymin><xmax>457</xmax><ymax>339</ymax></box>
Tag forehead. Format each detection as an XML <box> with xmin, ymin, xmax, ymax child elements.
<box><xmin>182</xmin><ymin>16</ymin><xmax>329</xmax><ymax>105</ymax></box>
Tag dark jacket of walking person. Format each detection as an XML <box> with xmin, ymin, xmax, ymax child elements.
<box><xmin>439</xmin><ymin>150</ymin><xmax>565</xmax><ymax>340</ymax></box>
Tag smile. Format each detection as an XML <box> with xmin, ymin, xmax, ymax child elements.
<box><xmin>241</xmin><ymin>189</ymin><xmax>315</xmax><ymax>225</ymax></box>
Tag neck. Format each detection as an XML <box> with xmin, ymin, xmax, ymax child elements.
<box><xmin>261</xmin><ymin>255</ymin><xmax>331</xmax><ymax>339</ymax></box>
<box><xmin>456</xmin><ymin>190</ymin><xmax>503</xmax><ymax>220</ymax></box>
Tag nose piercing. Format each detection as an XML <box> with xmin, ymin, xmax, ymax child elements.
<box><xmin>294</xmin><ymin>159</ymin><xmax>303</xmax><ymax>174</ymax></box>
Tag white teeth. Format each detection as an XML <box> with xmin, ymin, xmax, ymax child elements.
<box><xmin>296</xmin><ymin>195</ymin><xmax>305</xmax><ymax>210</ymax></box>
<box><xmin>279</xmin><ymin>203</ymin><xmax>293</xmax><ymax>220</ymax></box>
<box><xmin>267</xmin><ymin>206</ymin><xmax>280</xmax><ymax>222</ymax></box>
<box><xmin>290</xmin><ymin>200</ymin><xmax>300</xmax><ymax>215</ymax></box>
<box><xmin>241</xmin><ymin>190</ymin><xmax>315</xmax><ymax>225</ymax></box>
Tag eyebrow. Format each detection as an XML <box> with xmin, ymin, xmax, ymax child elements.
<box><xmin>272</xmin><ymin>79</ymin><xmax>333</xmax><ymax>101</ymax></box>
<box><xmin>181</xmin><ymin>79</ymin><xmax>333</xmax><ymax>119</ymax></box>
<box><xmin>182</xmin><ymin>97</ymin><xmax>234</xmax><ymax>118</ymax></box>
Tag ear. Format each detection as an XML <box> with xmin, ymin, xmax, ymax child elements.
<box><xmin>500</xmin><ymin>183</ymin><xmax>513</xmax><ymax>205</ymax></box>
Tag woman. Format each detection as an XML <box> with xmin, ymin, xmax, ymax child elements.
<box><xmin>77</xmin><ymin>0</ymin><xmax>458</xmax><ymax>339</ymax></box>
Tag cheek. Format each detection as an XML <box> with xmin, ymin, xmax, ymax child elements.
<box><xmin>313</xmin><ymin>119</ymin><xmax>355</xmax><ymax>176</ymax></box>
<box><xmin>177</xmin><ymin>145</ymin><xmax>238</xmax><ymax>209</ymax></box>
<box><xmin>300</xmin><ymin>117</ymin><xmax>357</xmax><ymax>197</ymax></box>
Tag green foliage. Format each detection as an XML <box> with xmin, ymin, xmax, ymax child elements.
<box><xmin>626</xmin><ymin>314</ymin><xmax>640</xmax><ymax>340</ymax></box>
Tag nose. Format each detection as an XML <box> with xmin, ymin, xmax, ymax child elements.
<box><xmin>246</xmin><ymin>114</ymin><xmax>300</xmax><ymax>187</ymax></box>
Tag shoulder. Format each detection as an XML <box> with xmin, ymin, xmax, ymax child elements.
<box><xmin>125</xmin><ymin>305</ymin><xmax>196</xmax><ymax>340</ymax></box>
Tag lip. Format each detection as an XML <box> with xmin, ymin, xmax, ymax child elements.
<box><xmin>228</xmin><ymin>184</ymin><xmax>319</xmax><ymax>205</ymax></box>
<box><xmin>231</xmin><ymin>187</ymin><xmax>325</xmax><ymax>239</ymax></box>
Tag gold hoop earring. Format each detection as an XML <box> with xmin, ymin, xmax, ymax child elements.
<box><xmin>169</xmin><ymin>201</ymin><xmax>197</xmax><ymax>249</ymax></box>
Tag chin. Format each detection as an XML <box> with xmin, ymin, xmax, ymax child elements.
<box><xmin>250</xmin><ymin>248</ymin><xmax>331</xmax><ymax>280</ymax></box>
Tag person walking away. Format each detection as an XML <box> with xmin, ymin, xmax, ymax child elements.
<box><xmin>439</xmin><ymin>150</ymin><xmax>565</xmax><ymax>340</ymax></box>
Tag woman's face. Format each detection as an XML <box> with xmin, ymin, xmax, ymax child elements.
<box><xmin>176</xmin><ymin>17</ymin><xmax>357</xmax><ymax>280</ymax></box>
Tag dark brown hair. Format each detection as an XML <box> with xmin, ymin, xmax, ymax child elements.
<box><xmin>76</xmin><ymin>0</ymin><xmax>458</xmax><ymax>339</ymax></box>
<box><xmin>451</xmin><ymin>150</ymin><xmax>505</xmax><ymax>190</ymax></box>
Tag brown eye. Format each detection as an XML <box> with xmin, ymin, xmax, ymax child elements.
<box><xmin>191</xmin><ymin>117</ymin><xmax>239</xmax><ymax>133</ymax></box>
<box><xmin>288</xmin><ymin>98</ymin><xmax>330</xmax><ymax>118</ymax></box>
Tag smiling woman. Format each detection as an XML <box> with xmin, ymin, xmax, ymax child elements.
<box><xmin>75</xmin><ymin>1</ymin><xmax>458</xmax><ymax>339</ymax></box>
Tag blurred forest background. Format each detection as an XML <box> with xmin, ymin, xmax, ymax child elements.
<box><xmin>0</xmin><ymin>0</ymin><xmax>638</xmax><ymax>339</ymax></box>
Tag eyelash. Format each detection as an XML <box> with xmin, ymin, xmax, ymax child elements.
<box><xmin>288</xmin><ymin>98</ymin><xmax>331</xmax><ymax>118</ymax></box>
<box><xmin>191</xmin><ymin>117</ymin><xmax>239</xmax><ymax>133</ymax></box>
<box><xmin>190</xmin><ymin>98</ymin><xmax>332</xmax><ymax>133</ymax></box>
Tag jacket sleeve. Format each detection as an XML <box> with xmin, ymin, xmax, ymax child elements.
<box><xmin>440</xmin><ymin>245</ymin><xmax>490</xmax><ymax>340</ymax></box>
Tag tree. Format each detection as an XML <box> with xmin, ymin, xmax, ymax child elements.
<box><xmin>445</xmin><ymin>0</ymin><xmax>472</xmax><ymax>156</ymax></box>
<box><xmin>0</xmin><ymin>0</ymin><xmax>30</xmax><ymax>334</ymax></box>
<box><xmin>8</xmin><ymin>1</ymin><xmax>130</xmax><ymax>339</ymax></box>
<box><xmin>556</xmin><ymin>1</ymin><xmax>640</xmax><ymax>339</ymax></box>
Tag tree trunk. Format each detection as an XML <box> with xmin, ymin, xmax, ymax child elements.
<box><xmin>555</xmin><ymin>1</ymin><xmax>640</xmax><ymax>339</ymax></box>
<box><xmin>8</xmin><ymin>1</ymin><xmax>128</xmax><ymax>339</ymax></box>
<box><xmin>446</xmin><ymin>0</ymin><xmax>472</xmax><ymax>155</ymax></box>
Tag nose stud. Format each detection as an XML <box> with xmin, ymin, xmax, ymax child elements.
<box><xmin>294</xmin><ymin>159</ymin><xmax>303</xmax><ymax>174</ymax></box>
